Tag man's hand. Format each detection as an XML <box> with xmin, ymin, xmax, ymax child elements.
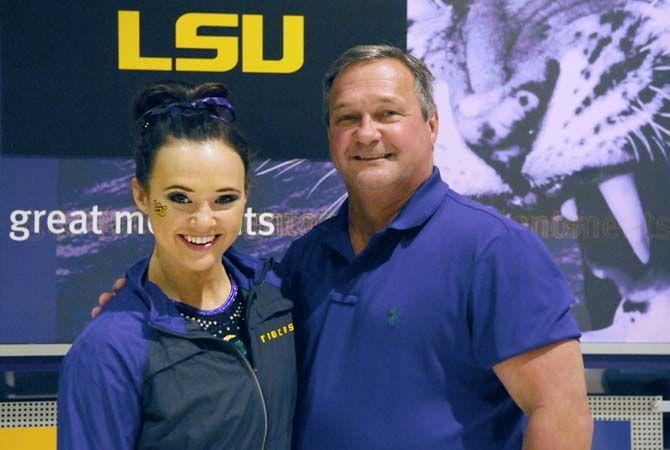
<box><xmin>493</xmin><ymin>339</ymin><xmax>593</xmax><ymax>450</ymax></box>
<box><xmin>91</xmin><ymin>277</ymin><xmax>126</xmax><ymax>318</ymax></box>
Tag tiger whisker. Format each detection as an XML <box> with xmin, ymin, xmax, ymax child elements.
<box><xmin>630</xmin><ymin>104</ymin><xmax>655</xmax><ymax>131</ymax></box>
<box><xmin>272</xmin><ymin>160</ymin><xmax>305</xmax><ymax>178</ymax></box>
<box><xmin>308</xmin><ymin>167</ymin><xmax>338</xmax><ymax>198</ymax></box>
<box><xmin>650</xmin><ymin>136</ymin><xmax>669</xmax><ymax>162</ymax></box>
<box><xmin>654</xmin><ymin>66</ymin><xmax>670</xmax><ymax>72</ymax></box>
<box><xmin>650</xmin><ymin>120</ymin><xmax>670</xmax><ymax>138</ymax></box>
<box><xmin>650</xmin><ymin>122</ymin><xmax>665</xmax><ymax>142</ymax></box>
<box><xmin>631</xmin><ymin>103</ymin><xmax>658</xmax><ymax>126</ymax></box>
<box><xmin>640</xmin><ymin>43</ymin><xmax>655</xmax><ymax>53</ymax></box>
<box><xmin>632</xmin><ymin>99</ymin><xmax>654</xmax><ymax>119</ymax></box>
<box><xmin>255</xmin><ymin>159</ymin><xmax>304</xmax><ymax>176</ymax></box>
<box><xmin>625</xmin><ymin>135</ymin><xmax>641</xmax><ymax>162</ymax></box>
<box><xmin>630</xmin><ymin>102</ymin><xmax>643</xmax><ymax>112</ymax></box>
<box><xmin>254</xmin><ymin>158</ymin><xmax>271</xmax><ymax>173</ymax></box>
<box><xmin>649</xmin><ymin>85</ymin><xmax>670</xmax><ymax>101</ymax></box>
<box><xmin>647</xmin><ymin>130</ymin><xmax>670</xmax><ymax>162</ymax></box>
<box><xmin>632</xmin><ymin>128</ymin><xmax>653</xmax><ymax>159</ymax></box>
<box><xmin>320</xmin><ymin>193</ymin><xmax>348</xmax><ymax>221</ymax></box>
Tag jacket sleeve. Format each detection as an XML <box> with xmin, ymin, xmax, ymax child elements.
<box><xmin>58</xmin><ymin>324</ymin><xmax>144</xmax><ymax>449</ymax></box>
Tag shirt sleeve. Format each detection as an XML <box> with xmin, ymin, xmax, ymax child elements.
<box><xmin>57</xmin><ymin>329</ymin><xmax>143</xmax><ymax>449</ymax></box>
<box><xmin>469</xmin><ymin>226</ymin><xmax>581</xmax><ymax>368</ymax></box>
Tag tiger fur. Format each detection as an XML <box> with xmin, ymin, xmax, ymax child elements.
<box><xmin>409</xmin><ymin>0</ymin><xmax>670</xmax><ymax>341</ymax></box>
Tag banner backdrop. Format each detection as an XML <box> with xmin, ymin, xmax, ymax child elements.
<box><xmin>2</xmin><ymin>0</ymin><xmax>670</xmax><ymax>347</ymax></box>
<box><xmin>0</xmin><ymin>0</ymin><xmax>405</xmax><ymax>344</ymax></box>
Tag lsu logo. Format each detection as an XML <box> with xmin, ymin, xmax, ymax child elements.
<box><xmin>118</xmin><ymin>10</ymin><xmax>304</xmax><ymax>73</ymax></box>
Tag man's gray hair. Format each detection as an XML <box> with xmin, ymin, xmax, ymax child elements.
<box><xmin>322</xmin><ymin>44</ymin><xmax>436</xmax><ymax>125</ymax></box>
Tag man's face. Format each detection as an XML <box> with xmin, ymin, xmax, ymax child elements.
<box><xmin>327</xmin><ymin>58</ymin><xmax>438</xmax><ymax>196</ymax></box>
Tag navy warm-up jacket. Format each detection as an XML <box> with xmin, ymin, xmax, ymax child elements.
<box><xmin>58</xmin><ymin>248</ymin><xmax>296</xmax><ymax>449</ymax></box>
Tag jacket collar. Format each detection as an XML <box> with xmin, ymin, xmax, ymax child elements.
<box><xmin>124</xmin><ymin>246</ymin><xmax>286</xmax><ymax>333</ymax></box>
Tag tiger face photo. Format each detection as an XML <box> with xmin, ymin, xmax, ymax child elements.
<box><xmin>409</xmin><ymin>0</ymin><xmax>670</xmax><ymax>341</ymax></box>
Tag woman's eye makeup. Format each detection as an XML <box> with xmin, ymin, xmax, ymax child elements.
<box><xmin>167</xmin><ymin>192</ymin><xmax>190</xmax><ymax>204</ymax></box>
<box><xmin>216</xmin><ymin>194</ymin><xmax>239</xmax><ymax>204</ymax></box>
<box><xmin>165</xmin><ymin>192</ymin><xmax>239</xmax><ymax>206</ymax></box>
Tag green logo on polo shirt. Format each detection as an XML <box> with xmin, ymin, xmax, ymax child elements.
<box><xmin>388</xmin><ymin>308</ymin><xmax>399</xmax><ymax>327</ymax></box>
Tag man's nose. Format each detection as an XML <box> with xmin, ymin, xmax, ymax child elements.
<box><xmin>355</xmin><ymin>115</ymin><xmax>381</xmax><ymax>145</ymax></box>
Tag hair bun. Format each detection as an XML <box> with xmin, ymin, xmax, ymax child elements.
<box><xmin>191</xmin><ymin>82</ymin><xmax>231</xmax><ymax>103</ymax></box>
<box><xmin>133</xmin><ymin>82</ymin><xmax>189</xmax><ymax>120</ymax></box>
<box><xmin>132</xmin><ymin>80</ymin><xmax>249</xmax><ymax>190</ymax></box>
<box><xmin>134</xmin><ymin>82</ymin><xmax>232</xmax><ymax>121</ymax></box>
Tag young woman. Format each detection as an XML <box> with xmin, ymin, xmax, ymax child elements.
<box><xmin>58</xmin><ymin>82</ymin><xmax>296</xmax><ymax>450</ymax></box>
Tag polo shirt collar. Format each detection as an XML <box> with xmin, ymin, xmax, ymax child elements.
<box><xmin>320</xmin><ymin>200</ymin><xmax>352</xmax><ymax>260</ymax></box>
<box><xmin>387</xmin><ymin>167</ymin><xmax>449</xmax><ymax>231</ymax></box>
<box><xmin>321</xmin><ymin>167</ymin><xmax>449</xmax><ymax>257</ymax></box>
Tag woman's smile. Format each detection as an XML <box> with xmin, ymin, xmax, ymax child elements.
<box><xmin>179</xmin><ymin>233</ymin><xmax>222</xmax><ymax>252</ymax></box>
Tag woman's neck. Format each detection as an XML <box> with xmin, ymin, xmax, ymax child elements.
<box><xmin>147</xmin><ymin>250</ymin><xmax>232</xmax><ymax>311</ymax></box>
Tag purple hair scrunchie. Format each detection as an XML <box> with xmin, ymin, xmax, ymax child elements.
<box><xmin>139</xmin><ymin>96</ymin><xmax>236</xmax><ymax>129</ymax></box>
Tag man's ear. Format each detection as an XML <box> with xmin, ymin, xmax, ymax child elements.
<box><xmin>428</xmin><ymin>110</ymin><xmax>439</xmax><ymax>146</ymax></box>
<box><xmin>131</xmin><ymin>178</ymin><xmax>150</xmax><ymax>215</ymax></box>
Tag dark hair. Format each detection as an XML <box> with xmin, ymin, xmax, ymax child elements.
<box><xmin>322</xmin><ymin>45</ymin><xmax>436</xmax><ymax>124</ymax></box>
<box><xmin>133</xmin><ymin>81</ymin><xmax>251</xmax><ymax>189</ymax></box>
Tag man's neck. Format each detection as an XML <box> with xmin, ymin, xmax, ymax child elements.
<box><xmin>347</xmin><ymin>186</ymin><xmax>416</xmax><ymax>255</ymax></box>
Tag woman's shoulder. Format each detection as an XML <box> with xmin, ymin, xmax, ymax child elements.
<box><xmin>58</xmin><ymin>293</ymin><xmax>150</xmax><ymax>440</ymax></box>
<box><xmin>64</xmin><ymin>291</ymin><xmax>152</xmax><ymax>375</ymax></box>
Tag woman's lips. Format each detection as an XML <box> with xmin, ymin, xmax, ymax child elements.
<box><xmin>178</xmin><ymin>234</ymin><xmax>221</xmax><ymax>252</ymax></box>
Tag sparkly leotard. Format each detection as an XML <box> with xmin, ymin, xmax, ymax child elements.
<box><xmin>172</xmin><ymin>278</ymin><xmax>250</xmax><ymax>358</ymax></box>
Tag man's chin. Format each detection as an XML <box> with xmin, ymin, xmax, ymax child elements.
<box><xmin>345</xmin><ymin>169</ymin><xmax>400</xmax><ymax>193</ymax></box>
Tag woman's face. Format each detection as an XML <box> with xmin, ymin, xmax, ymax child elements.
<box><xmin>132</xmin><ymin>138</ymin><xmax>247</xmax><ymax>275</ymax></box>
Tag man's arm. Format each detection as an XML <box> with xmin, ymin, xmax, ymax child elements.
<box><xmin>493</xmin><ymin>339</ymin><xmax>593</xmax><ymax>450</ymax></box>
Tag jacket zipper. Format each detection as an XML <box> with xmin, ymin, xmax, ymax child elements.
<box><xmin>151</xmin><ymin>324</ymin><xmax>268</xmax><ymax>450</ymax></box>
<box><xmin>149</xmin><ymin>258</ymin><xmax>274</xmax><ymax>449</ymax></box>
<box><xmin>236</xmin><ymin>343</ymin><xmax>268</xmax><ymax>450</ymax></box>
<box><xmin>244</xmin><ymin>260</ymin><xmax>274</xmax><ymax>450</ymax></box>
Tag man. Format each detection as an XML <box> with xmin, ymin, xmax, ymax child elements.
<box><xmin>97</xmin><ymin>45</ymin><xmax>592</xmax><ymax>449</ymax></box>
<box><xmin>276</xmin><ymin>45</ymin><xmax>592</xmax><ymax>450</ymax></box>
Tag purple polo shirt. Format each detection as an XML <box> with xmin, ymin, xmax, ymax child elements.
<box><xmin>278</xmin><ymin>168</ymin><xmax>580</xmax><ymax>450</ymax></box>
